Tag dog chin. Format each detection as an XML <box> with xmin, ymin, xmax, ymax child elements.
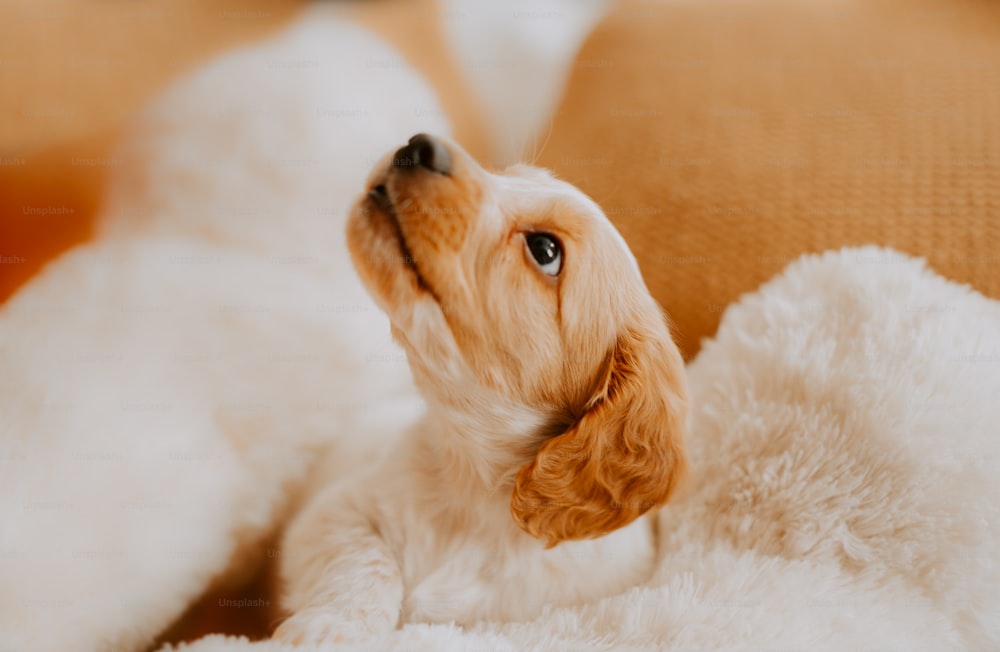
<box><xmin>345</xmin><ymin>193</ymin><xmax>429</xmax><ymax>320</ymax></box>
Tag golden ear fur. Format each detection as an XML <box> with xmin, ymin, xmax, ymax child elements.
<box><xmin>510</xmin><ymin>320</ymin><xmax>689</xmax><ymax>547</ymax></box>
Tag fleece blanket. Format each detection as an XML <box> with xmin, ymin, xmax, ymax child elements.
<box><xmin>0</xmin><ymin>13</ymin><xmax>447</xmax><ymax>652</ymax></box>
<box><xmin>162</xmin><ymin>248</ymin><xmax>1000</xmax><ymax>651</ymax></box>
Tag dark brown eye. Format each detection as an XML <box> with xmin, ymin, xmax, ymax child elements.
<box><xmin>525</xmin><ymin>233</ymin><xmax>563</xmax><ymax>276</ymax></box>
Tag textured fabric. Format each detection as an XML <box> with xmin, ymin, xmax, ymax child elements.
<box><xmin>539</xmin><ymin>0</ymin><xmax>1000</xmax><ymax>358</ymax></box>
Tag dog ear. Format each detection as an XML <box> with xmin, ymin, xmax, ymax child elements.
<box><xmin>510</xmin><ymin>320</ymin><xmax>688</xmax><ymax>547</ymax></box>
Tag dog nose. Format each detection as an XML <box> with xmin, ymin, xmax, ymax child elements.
<box><xmin>393</xmin><ymin>133</ymin><xmax>452</xmax><ymax>175</ymax></box>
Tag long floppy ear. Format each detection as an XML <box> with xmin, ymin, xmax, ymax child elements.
<box><xmin>510</xmin><ymin>319</ymin><xmax>688</xmax><ymax>547</ymax></box>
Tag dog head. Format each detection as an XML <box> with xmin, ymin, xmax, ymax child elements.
<box><xmin>347</xmin><ymin>134</ymin><xmax>688</xmax><ymax>546</ymax></box>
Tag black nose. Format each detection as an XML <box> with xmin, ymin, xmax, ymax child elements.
<box><xmin>392</xmin><ymin>133</ymin><xmax>452</xmax><ymax>175</ymax></box>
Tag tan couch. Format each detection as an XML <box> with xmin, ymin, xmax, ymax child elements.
<box><xmin>539</xmin><ymin>0</ymin><xmax>1000</xmax><ymax>358</ymax></box>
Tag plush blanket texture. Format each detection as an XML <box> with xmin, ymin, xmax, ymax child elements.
<box><xmin>164</xmin><ymin>247</ymin><xmax>1000</xmax><ymax>651</ymax></box>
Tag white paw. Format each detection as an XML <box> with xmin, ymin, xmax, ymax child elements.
<box><xmin>272</xmin><ymin>609</ymin><xmax>370</xmax><ymax>646</ymax></box>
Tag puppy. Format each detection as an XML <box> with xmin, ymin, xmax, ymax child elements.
<box><xmin>275</xmin><ymin>134</ymin><xmax>688</xmax><ymax>644</ymax></box>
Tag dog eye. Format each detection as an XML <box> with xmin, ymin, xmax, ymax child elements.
<box><xmin>525</xmin><ymin>233</ymin><xmax>563</xmax><ymax>276</ymax></box>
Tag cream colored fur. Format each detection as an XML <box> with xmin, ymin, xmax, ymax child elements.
<box><xmin>163</xmin><ymin>246</ymin><xmax>1000</xmax><ymax>650</ymax></box>
<box><xmin>273</xmin><ymin>142</ymin><xmax>684</xmax><ymax>644</ymax></box>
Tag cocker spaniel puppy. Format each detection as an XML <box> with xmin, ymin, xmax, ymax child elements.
<box><xmin>275</xmin><ymin>134</ymin><xmax>688</xmax><ymax>644</ymax></box>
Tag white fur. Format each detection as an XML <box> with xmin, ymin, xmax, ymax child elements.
<box><xmin>163</xmin><ymin>246</ymin><xmax>1000</xmax><ymax>650</ymax></box>
<box><xmin>0</xmin><ymin>10</ymin><xmax>450</xmax><ymax>652</ymax></box>
<box><xmin>276</xmin><ymin>406</ymin><xmax>655</xmax><ymax>643</ymax></box>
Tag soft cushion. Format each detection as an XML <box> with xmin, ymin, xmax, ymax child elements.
<box><xmin>539</xmin><ymin>0</ymin><xmax>1000</xmax><ymax>358</ymax></box>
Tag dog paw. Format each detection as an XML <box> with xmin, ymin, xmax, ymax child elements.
<box><xmin>272</xmin><ymin>609</ymin><xmax>368</xmax><ymax>646</ymax></box>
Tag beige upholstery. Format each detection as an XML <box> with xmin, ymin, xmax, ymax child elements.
<box><xmin>539</xmin><ymin>0</ymin><xmax>1000</xmax><ymax>358</ymax></box>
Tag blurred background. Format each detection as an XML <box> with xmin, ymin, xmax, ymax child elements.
<box><xmin>1</xmin><ymin>0</ymin><xmax>997</xmax><ymax>647</ymax></box>
<box><xmin>2</xmin><ymin>0</ymin><xmax>997</xmax><ymax>359</ymax></box>
<box><xmin>0</xmin><ymin>0</ymin><xmax>607</xmax><ymax>301</ymax></box>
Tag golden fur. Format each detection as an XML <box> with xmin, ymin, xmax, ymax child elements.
<box><xmin>277</xmin><ymin>134</ymin><xmax>688</xmax><ymax>643</ymax></box>
<box><xmin>347</xmin><ymin>135</ymin><xmax>688</xmax><ymax>544</ymax></box>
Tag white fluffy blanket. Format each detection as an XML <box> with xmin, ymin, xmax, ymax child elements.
<box><xmin>166</xmin><ymin>248</ymin><xmax>1000</xmax><ymax>652</ymax></box>
<box><xmin>2</xmin><ymin>6</ymin><xmax>997</xmax><ymax>652</ymax></box>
